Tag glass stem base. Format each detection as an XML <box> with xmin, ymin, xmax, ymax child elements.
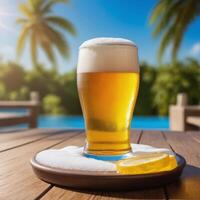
<box><xmin>83</xmin><ymin>151</ymin><xmax>133</xmax><ymax>161</ymax></box>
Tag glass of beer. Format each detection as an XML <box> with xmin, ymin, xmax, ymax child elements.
<box><xmin>77</xmin><ymin>38</ymin><xmax>139</xmax><ymax>160</ymax></box>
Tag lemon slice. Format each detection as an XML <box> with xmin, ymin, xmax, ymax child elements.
<box><xmin>116</xmin><ymin>153</ymin><xmax>177</xmax><ymax>175</ymax></box>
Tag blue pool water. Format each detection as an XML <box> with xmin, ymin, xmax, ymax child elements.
<box><xmin>0</xmin><ymin>108</ymin><xmax>169</xmax><ymax>129</ymax></box>
<box><xmin>38</xmin><ymin>115</ymin><xmax>169</xmax><ymax>130</ymax></box>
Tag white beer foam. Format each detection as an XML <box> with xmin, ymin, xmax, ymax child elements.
<box><xmin>80</xmin><ymin>37</ymin><xmax>136</xmax><ymax>48</ymax></box>
<box><xmin>77</xmin><ymin>37</ymin><xmax>139</xmax><ymax>73</ymax></box>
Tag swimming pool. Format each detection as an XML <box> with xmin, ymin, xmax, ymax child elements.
<box><xmin>38</xmin><ymin>115</ymin><xmax>169</xmax><ymax>129</ymax></box>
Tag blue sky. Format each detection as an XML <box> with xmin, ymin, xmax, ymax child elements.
<box><xmin>0</xmin><ymin>0</ymin><xmax>199</xmax><ymax>72</ymax></box>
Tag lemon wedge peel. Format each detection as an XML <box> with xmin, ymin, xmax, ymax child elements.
<box><xmin>116</xmin><ymin>153</ymin><xmax>178</xmax><ymax>175</ymax></box>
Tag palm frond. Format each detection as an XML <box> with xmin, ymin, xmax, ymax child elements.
<box><xmin>172</xmin><ymin>0</ymin><xmax>199</xmax><ymax>61</ymax></box>
<box><xmin>28</xmin><ymin>0</ymin><xmax>43</xmax><ymax>11</ymax></box>
<box><xmin>152</xmin><ymin>1</ymin><xmax>182</xmax><ymax>37</ymax></box>
<box><xmin>149</xmin><ymin>0</ymin><xmax>172</xmax><ymax>24</ymax></box>
<box><xmin>16</xmin><ymin>26</ymin><xmax>30</xmax><ymax>58</ymax></box>
<box><xmin>172</xmin><ymin>30</ymin><xmax>184</xmax><ymax>62</ymax></box>
<box><xmin>160</xmin><ymin>10</ymin><xmax>184</xmax><ymax>62</ymax></box>
<box><xmin>16</xmin><ymin>18</ymin><xmax>28</xmax><ymax>24</ymax></box>
<box><xmin>40</xmin><ymin>41</ymin><xmax>56</xmax><ymax>65</ymax></box>
<box><xmin>30</xmin><ymin>31</ymin><xmax>38</xmax><ymax>65</ymax></box>
<box><xmin>17</xmin><ymin>0</ymin><xmax>74</xmax><ymax>68</ymax></box>
<box><xmin>158</xmin><ymin>25</ymin><xmax>174</xmax><ymax>62</ymax></box>
<box><xmin>41</xmin><ymin>0</ymin><xmax>69</xmax><ymax>13</ymax></box>
<box><xmin>46</xmin><ymin>16</ymin><xmax>76</xmax><ymax>35</ymax></box>
<box><xmin>150</xmin><ymin>0</ymin><xmax>200</xmax><ymax>62</ymax></box>
<box><xmin>43</xmin><ymin>24</ymin><xmax>70</xmax><ymax>58</ymax></box>
<box><xmin>19</xmin><ymin>3</ymin><xmax>33</xmax><ymax>18</ymax></box>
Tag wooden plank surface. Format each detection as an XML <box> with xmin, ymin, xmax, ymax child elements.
<box><xmin>163</xmin><ymin>131</ymin><xmax>200</xmax><ymax>200</ymax></box>
<box><xmin>187</xmin><ymin>131</ymin><xmax>200</xmax><ymax>143</ymax></box>
<box><xmin>0</xmin><ymin>128</ymin><xmax>63</xmax><ymax>152</ymax></box>
<box><xmin>1</xmin><ymin>129</ymin><xmax>200</xmax><ymax>200</ymax></box>
<box><xmin>0</xmin><ymin>130</ymin><xmax>81</xmax><ymax>200</ymax></box>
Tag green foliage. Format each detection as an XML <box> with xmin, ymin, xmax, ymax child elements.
<box><xmin>8</xmin><ymin>87</ymin><xmax>30</xmax><ymax>101</ymax></box>
<box><xmin>152</xmin><ymin>59</ymin><xmax>200</xmax><ymax>115</ymax></box>
<box><xmin>43</xmin><ymin>94</ymin><xmax>64</xmax><ymax>114</ymax></box>
<box><xmin>134</xmin><ymin>62</ymin><xmax>157</xmax><ymax>115</ymax></box>
<box><xmin>17</xmin><ymin>0</ymin><xmax>76</xmax><ymax>67</ymax></box>
<box><xmin>0</xmin><ymin>62</ymin><xmax>25</xmax><ymax>91</ymax></box>
<box><xmin>150</xmin><ymin>0</ymin><xmax>200</xmax><ymax>62</ymax></box>
<box><xmin>25</xmin><ymin>65</ymin><xmax>60</xmax><ymax>98</ymax></box>
<box><xmin>23</xmin><ymin>64</ymin><xmax>81</xmax><ymax>114</ymax></box>
<box><xmin>0</xmin><ymin>83</ymin><xmax>6</xmax><ymax>100</ymax></box>
<box><xmin>59</xmin><ymin>71</ymin><xmax>82</xmax><ymax>114</ymax></box>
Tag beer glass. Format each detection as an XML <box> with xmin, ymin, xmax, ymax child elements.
<box><xmin>77</xmin><ymin>38</ymin><xmax>139</xmax><ymax>160</ymax></box>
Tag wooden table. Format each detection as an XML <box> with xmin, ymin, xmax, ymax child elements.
<box><xmin>1</xmin><ymin>129</ymin><xmax>200</xmax><ymax>199</ymax></box>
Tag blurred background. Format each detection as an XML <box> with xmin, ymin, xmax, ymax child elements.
<box><xmin>0</xmin><ymin>0</ymin><xmax>199</xmax><ymax>129</ymax></box>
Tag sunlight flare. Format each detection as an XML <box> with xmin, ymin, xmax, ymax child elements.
<box><xmin>0</xmin><ymin>9</ymin><xmax>16</xmax><ymax>32</ymax></box>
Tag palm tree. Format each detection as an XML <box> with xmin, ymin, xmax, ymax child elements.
<box><xmin>16</xmin><ymin>0</ymin><xmax>76</xmax><ymax>67</ymax></box>
<box><xmin>149</xmin><ymin>0</ymin><xmax>200</xmax><ymax>62</ymax></box>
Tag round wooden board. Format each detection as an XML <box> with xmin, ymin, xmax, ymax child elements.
<box><xmin>30</xmin><ymin>154</ymin><xmax>186</xmax><ymax>191</ymax></box>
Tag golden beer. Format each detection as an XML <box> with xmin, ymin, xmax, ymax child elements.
<box><xmin>77</xmin><ymin>37</ymin><xmax>139</xmax><ymax>159</ymax></box>
<box><xmin>78</xmin><ymin>72</ymin><xmax>139</xmax><ymax>155</ymax></box>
